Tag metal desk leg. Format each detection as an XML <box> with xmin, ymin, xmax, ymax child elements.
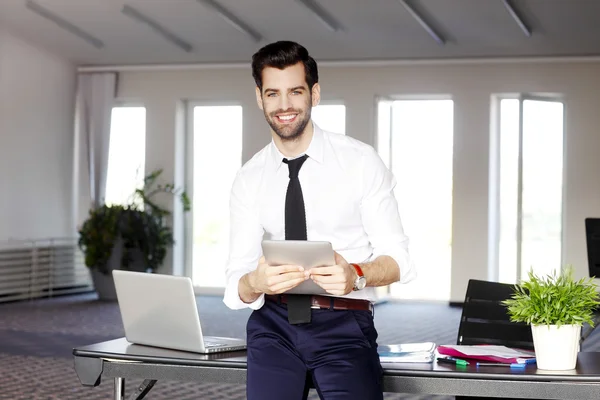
<box><xmin>114</xmin><ymin>377</ymin><xmax>125</xmax><ymax>400</ymax></box>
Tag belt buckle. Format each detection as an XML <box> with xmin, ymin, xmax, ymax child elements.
<box><xmin>310</xmin><ymin>305</ymin><xmax>321</xmax><ymax>309</ymax></box>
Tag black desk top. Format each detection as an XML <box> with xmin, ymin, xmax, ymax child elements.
<box><xmin>73</xmin><ymin>338</ymin><xmax>600</xmax><ymax>382</ymax></box>
<box><xmin>74</xmin><ymin>338</ymin><xmax>248</xmax><ymax>369</ymax></box>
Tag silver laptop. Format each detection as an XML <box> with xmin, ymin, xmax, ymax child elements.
<box><xmin>112</xmin><ymin>270</ymin><xmax>246</xmax><ymax>354</ymax></box>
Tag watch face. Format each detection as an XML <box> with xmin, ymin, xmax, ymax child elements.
<box><xmin>355</xmin><ymin>276</ymin><xmax>367</xmax><ymax>290</ymax></box>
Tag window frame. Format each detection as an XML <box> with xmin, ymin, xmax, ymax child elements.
<box><xmin>491</xmin><ymin>93</ymin><xmax>566</xmax><ymax>283</ymax></box>
<box><xmin>184</xmin><ymin>100</ymin><xmax>244</xmax><ymax>294</ymax></box>
<box><xmin>375</xmin><ymin>95</ymin><xmax>455</xmax><ymax>301</ymax></box>
<box><xmin>104</xmin><ymin>103</ymin><xmax>147</xmax><ymax>207</ymax></box>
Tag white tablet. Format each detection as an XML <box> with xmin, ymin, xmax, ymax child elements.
<box><xmin>261</xmin><ymin>240</ymin><xmax>335</xmax><ymax>295</ymax></box>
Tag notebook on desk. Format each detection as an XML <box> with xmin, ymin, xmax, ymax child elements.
<box><xmin>112</xmin><ymin>270</ymin><xmax>246</xmax><ymax>354</ymax></box>
<box><xmin>378</xmin><ymin>342</ymin><xmax>437</xmax><ymax>363</ymax></box>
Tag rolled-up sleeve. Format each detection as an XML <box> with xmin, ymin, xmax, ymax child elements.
<box><xmin>359</xmin><ymin>146</ymin><xmax>416</xmax><ymax>284</ymax></box>
<box><xmin>223</xmin><ymin>171</ymin><xmax>266</xmax><ymax>310</ymax></box>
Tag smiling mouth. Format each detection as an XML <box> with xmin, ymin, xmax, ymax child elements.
<box><xmin>276</xmin><ymin>114</ymin><xmax>298</xmax><ymax>124</ymax></box>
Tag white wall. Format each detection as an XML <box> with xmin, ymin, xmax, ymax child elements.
<box><xmin>0</xmin><ymin>29</ymin><xmax>76</xmax><ymax>242</ymax></box>
<box><xmin>115</xmin><ymin>59</ymin><xmax>600</xmax><ymax>302</ymax></box>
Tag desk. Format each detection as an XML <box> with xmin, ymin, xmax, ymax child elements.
<box><xmin>73</xmin><ymin>338</ymin><xmax>600</xmax><ymax>400</ymax></box>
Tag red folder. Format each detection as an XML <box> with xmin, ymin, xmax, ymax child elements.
<box><xmin>437</xmin><ymin>345</ymin><xmax>536</xmax><ymax>364</ymax></box>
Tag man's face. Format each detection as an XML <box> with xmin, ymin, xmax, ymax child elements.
<box><xmin>255</xmin><ymin>62</ymin><xmax>320</xmax><ymax>142</ymax></box>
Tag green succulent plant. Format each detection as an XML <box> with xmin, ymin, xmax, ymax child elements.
<box><xmin>502</xmin><ymin>266</ymin><xmax>600</xmax><ymax>327</ymax></box>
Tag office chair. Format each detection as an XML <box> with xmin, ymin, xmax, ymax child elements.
<box><xmin>455</xmin><ymin>279</ymin><xmax>535</xmax><ymax>400</ymax></box>
<box><xmin>457</xmin><ymin>279</ymin><xmax>533</xmax><ymax>350</ymax></box>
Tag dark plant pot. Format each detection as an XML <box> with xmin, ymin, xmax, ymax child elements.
<box><xmin>90</xmin><ymin>238</ymin><xmax>148</xmax><ymax>301</ymax></box>
<box><xmin>90</xmin><ymin>268</ymin><xmax>118</xmax><ymax>301</ymax></box>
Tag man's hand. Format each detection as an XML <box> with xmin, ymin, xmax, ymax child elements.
<box><xmin>309</xmin><ymin>252</ymin><xmax>356</xmax><ymax>296</ymax></box>
<box><xmin>248</xmin><ymin>256</ymin><xmax>309</xmax><ymax>295</ymax></box>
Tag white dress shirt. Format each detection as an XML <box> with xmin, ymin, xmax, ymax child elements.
<box><xmin>223</xmin><ymin>122</ymin><xmax>416</xmax><ymax>310</ymax></box>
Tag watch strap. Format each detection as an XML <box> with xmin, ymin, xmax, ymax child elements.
<box><xmin>350</xmin><ymin>263</ymin><xmax>364</xmax><ymax>277</ymax></box>
<box><xmin>350</xmin><ymin>263</ymin><xmax>366</xmax><ymax>291</ymax></box>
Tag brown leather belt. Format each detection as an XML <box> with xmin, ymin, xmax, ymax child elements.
<box><xmin>266</xmin><ymin>294</ymin><xmax>373</xmax><ymax>313</ymax></box>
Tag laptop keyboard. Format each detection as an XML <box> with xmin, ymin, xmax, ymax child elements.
<box><xmin>204</xmin><ymin>339</ymin><xmax>229</xmax><ymax>347</ymax></box>
<box><xmin>203</xmin><ymin>338</ymin><xmax>244</xmax><ymax>349</ymax></box>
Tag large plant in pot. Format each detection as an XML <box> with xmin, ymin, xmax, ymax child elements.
<box><xmin>78</xmin><ymin>169</ymin><xmax>190</xmax><ymax>300</ymax></box>
<box><xmin>502</xmin><ymin>267</ymin><xmax>600</xmax><ymax>370</ymax></box>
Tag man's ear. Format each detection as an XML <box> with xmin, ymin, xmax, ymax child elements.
<box><xmin>255</xmin><ymin>86</ymin><xmax>264</xmax><ymax>111</ymax></box>
<box><xmin>311</xmin><ymin>83</ymin><xmax>321</xmax><ymax>107</ymax></box>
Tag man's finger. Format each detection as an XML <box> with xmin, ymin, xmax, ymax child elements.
<box><xmin>268</xmin><ymin>272</ymin><xmax>307</xmax><ymax>287</ymax></box>
<box><xmin>310</xmin><ymin>266</ymin><xmax>340</xmax><ymax>275</ymax></box>
<box><xmin>317</xmin><ymin>282</ymin><xmax>343</xmax><ymax>290</ymax></box>
<box><xmin>311</xmin><ymin>275</ymin><xmax>344</xmax><ymax>284</ymax></box>
<box><xmin>315</xmin><ymin>283</ymin><xmax>345</xmax><ymax>296</ymax></box>
<box><xmin>272</xmin><ymin>277</ymin><xmax>307</xmax><ymax>293</ymax></box>
<box><xmin>267</xmin><ymin>264</ymin><xmax>304</xmax><ymax>275</ymax></box>
<box><xmin>311</xmin><ymin>280</ymin><xmax>340</xmax><ymax>291</ymax></box>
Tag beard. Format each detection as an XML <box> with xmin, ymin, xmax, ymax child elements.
<box><xmin>264</xmin><ymin>100</ymin><xmax>312</xmax><ymax>142</ymax></box>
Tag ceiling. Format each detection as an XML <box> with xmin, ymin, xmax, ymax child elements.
<box><xmin>1</xmin><ymin>0</ymin><xmax>600</xmax><ymax>67</ymax></box>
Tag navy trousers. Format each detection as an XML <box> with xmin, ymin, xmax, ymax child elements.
<box><xmin>246</xmin><ymin>298</ymin><xmax>384</xmax><ymax>400</ymax></box>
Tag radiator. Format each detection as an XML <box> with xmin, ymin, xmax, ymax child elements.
<box><xmin>0</xmin><ymin>238</ymin><xmax>93</xmax><ymax>303</ymax></box>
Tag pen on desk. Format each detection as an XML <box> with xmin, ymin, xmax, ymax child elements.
<box><xmin>476</xmin><ymin>362</ymin><xmax>526</xmax><ymax>368</ymax></box>
<box><xmin>436</xmin><ymin>357</ymin><xmax>469</xmax><ymax>366</ymax></box>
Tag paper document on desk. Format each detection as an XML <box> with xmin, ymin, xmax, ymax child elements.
<box><xmin>378</xmin><ymin>342</ymin><xmax>436</xmax><ymax>363</ymax></box>
<box><xmin>437</xmin><ymin>345</ymin><xmax>536</xmax><ymax>364</ymax></box>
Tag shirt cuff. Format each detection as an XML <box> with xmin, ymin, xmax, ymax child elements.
<box><xmin>222</xmin><ymin>270</ymin><xmax>265</xmax><ymax>310</ymax></box>
<box><xmin>397</xmin><ymin>253</ymin><xmax>417</xmax><ymax>284</ymax></box>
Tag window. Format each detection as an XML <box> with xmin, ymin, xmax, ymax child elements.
<box><xmin>377</xmin><ymin>99</ymin><xmax>454</xmax><ymax>301</ymax></box>
<box><xmin>104</xmin><ymin>106</ymin><xmax>146</xmax><ymax>207</ymax></box>
<box><xmin>495</xmin><ymin>96</ymin><xmax>564</xmax><ymax>283</ymax></box>
<box><xmin>311</xmin><ymin>104</ymin><xmax>346</xmax><ymax>134</ymax></box>
<box><xmin>190</xmin><ymin>105</ymin><xmax>243</xmax><ymax>288</ymax></box>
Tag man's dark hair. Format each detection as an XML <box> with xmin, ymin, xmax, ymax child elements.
<box><xmin>251</xmin><ymin>41</ymin><xmax>318</xmax><ymax>92</ymax></box>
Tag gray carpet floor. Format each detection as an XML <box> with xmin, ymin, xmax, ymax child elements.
<box><xmin>1</xmin><ymin>293</ymin><xmax>598</xmax><ymax>399</ymax></box>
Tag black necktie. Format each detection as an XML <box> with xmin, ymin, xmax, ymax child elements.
<box><xmin>283</xmin><ymin>154</ymin><xmax>312</xmax><ymax>324</ymax></box>
<box><xmin>283</xmin><ymin>155</ymin><xmax>308</xmax><ymax>241</ymax></box>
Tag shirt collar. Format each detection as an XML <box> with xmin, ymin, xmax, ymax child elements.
<box><xmin>269</xmin><ymin>121</ymin><xmax>325</xmax><ymax>172</ymax></box>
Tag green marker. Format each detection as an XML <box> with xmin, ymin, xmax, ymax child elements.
<box><xmin>437</xmin><ymin>357</ymin><xmax>470</xmax><ymax>366</ymax></box>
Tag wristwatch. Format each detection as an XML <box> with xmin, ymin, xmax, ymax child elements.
<box><xmin>350</xmin><ymin>263</ymin><xmax>367</xmax><ymax>291</ymax></box>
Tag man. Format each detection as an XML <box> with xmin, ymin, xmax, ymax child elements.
<box><xmin>223</xmin><ymin>40</ymin><xmax>415</xmax><ymax>400</ymax></box>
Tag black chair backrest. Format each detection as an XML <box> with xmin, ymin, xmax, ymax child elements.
<box><xmin>457</xmin><ymin>279</ymin><xmax>534</xmax><ymax>351</ymax></box>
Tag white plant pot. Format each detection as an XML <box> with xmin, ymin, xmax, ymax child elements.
<box><xmin>531</xmin><ymin>324</ymin><xmax>581</xmax><ymax>370</ymax></box>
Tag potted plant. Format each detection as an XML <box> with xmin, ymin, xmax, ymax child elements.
<box><xmin>502</xmin><ymin>266</ymin><xmax>600</xmax><ymax>370</ymax></box>
<box><xmin>78</xmin><ymin>169</ymin><xmax>190</xmax><ymax>300</ymax></box>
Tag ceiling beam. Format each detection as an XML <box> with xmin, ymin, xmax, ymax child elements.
<box><xmin>78</xmin><ymin>55</ymin><xmax>600</xmax><ymax>73</ymax></box>
<box><xmin>502</xmin><ymin>0</ymin><xmax>532</xmax><ymax>37</ymax></box>
<box><xmin>121</xmin><ymin>5</ymin><xmax>193</xmax><ymax>53</ymax></box>
<box><xmin>295</xmin><ymin>0</ymin><xmax>343</xmax><ymax>32</ymax></box>
<box><xmin>196</xmin><ymin>0</ymin><xmax>262</xmax><ymax>42</ymax></box>
<box><xmin>397</xmin><ymin>0</ymin><xmax>445</xmax><ymax>45</ymax></box>
<box><xmin>25</xmin><ymin>0</ymin><xmax>104</xmax><ymax>49</ymax></box>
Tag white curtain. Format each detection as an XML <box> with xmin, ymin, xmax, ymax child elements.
<box><xmin>74</xmin><ymin>72</ymin><xmax>117</xmax><ymax>209</ymax></box>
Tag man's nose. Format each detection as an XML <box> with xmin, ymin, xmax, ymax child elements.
<box><xmin>278</xmin><ymin>94</ymin><xmax>291</xmax><ymax>110</ymax></box>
